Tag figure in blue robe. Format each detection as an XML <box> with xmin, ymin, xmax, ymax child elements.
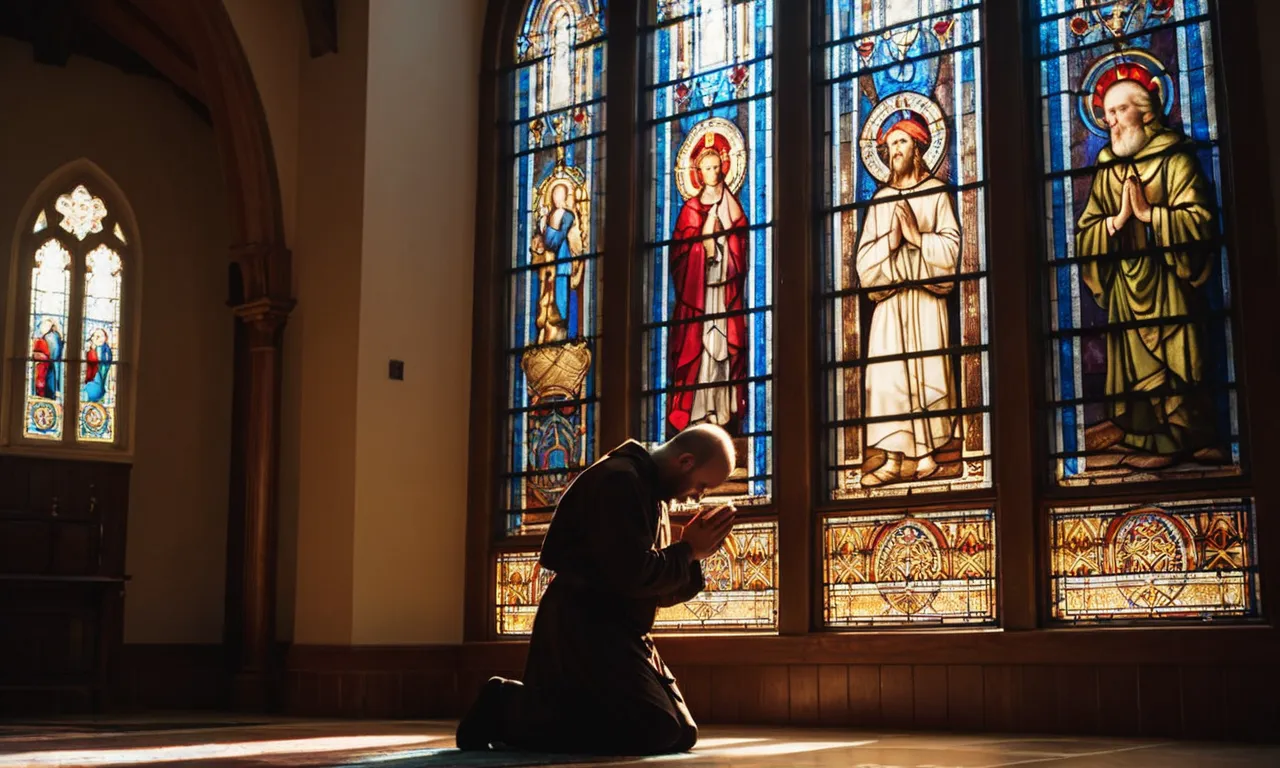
<box><xmin>540</xmin><ymin>182</ymin><xmax>581</xmax><ymax>339</ymax></box>
<box><xmin>82</xmin><ymin>329</ymin><xmax>112</xmax><ymax>403</ymax></box>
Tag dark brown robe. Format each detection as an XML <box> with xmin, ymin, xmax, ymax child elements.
<box><xmin>494</xmin><ymin>440</ymin><xmax>703</xmax><ymax>755</ymax></box>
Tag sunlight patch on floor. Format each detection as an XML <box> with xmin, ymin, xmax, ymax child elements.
<box><xmin>0</xmin><ymin>734</ymin><xmax>444</xmax><ymax>767</ymax></box>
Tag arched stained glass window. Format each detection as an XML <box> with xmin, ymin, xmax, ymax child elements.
<box><xmin>503</xmin><ymin>0</ymin><xmax>607</xmax><ymax>537</ymax></box>
<box><xmin>818</xmin><ymin>1</ymin><xmax>997</xmax><ymax>628</ymax></box>
<box><xmin>10</xmin><ymin>175</ymin><xmax>135</xmax><ymax>450</ymax></box>
<box><xmin>642</xmin><ymin>0</ymin><xmax>776</xmax><ymax>508</ymax></box>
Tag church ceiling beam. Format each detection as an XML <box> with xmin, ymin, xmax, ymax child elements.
<box><xmin>299</xmin><ymin>0</ymin><xmax>338</xmax><ymax>57</ymax></box>
<box><xmin>29</xmin><ymin>0</ymin><xmax>79</xmax><ymax>67</ymax></box>
<box><xmin>82</xmin><ymin>0</ymin><xmax>204</xmax><ymax>104</ymax></box>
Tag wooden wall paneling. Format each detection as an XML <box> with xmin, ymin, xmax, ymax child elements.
<box><xmin>1177</xmin><ymin>665</ymin><xmax>1225</xmax><ymax>742</ymax></box>
<box><xmin>112</xmin><ymin>644</ymin><xmax>225</xmax><ymax>712</ymax></box>
<box><xmin>294</xmin><ymin>671</ymin><xmax>320</xmax><ymax>716</ymax></box>
<box><xmin>982</xmin><ymin>665</ymin><xmax>1022</xmax><ymax>732</ymax></box>
<box><xmin>1137</xmin><ymin>665</ymin><xmax>1183</xmax><ymax>739</ymax></box>
<box><xmin>847</xmin><ymin>665</ymin><xmax>881</xmax><ymax>727</ymax></box>
<box><xmin>946</xmin><ymin>665</ymin><xmax>985</xmax><ymax>732</ymax></box>
<box><xmin>340</xmin><ymin>672</ymin><xmax>365</xmax><ymax>717</ymax></box>
<box><xmin>1</xmin><ymin>458</ymin><xmax>132</xmax><ymax>714</ymax></box>
<box><xmin>734</xmin><ymin>665</ymin><xmax>766</xmax><ymax>724</ymax></box>
<box><xmin>1018</xmin><ymin>665</ymin><xmax>1057</xmax><ymax>734</ymax></box>
<box><xmin>656</xmin><ymin>626</ymin><xmax>1280</xmax><ymax>667</ymax></box>
<box><xmin>788</xmin><ymin>665</ymin><xmax>820</xmax><ymax>725</ymax></box>
<box><xmin>362</xmin><ymin>672</ymin><xmax>401</xmax><ymax>718</ymax></box>
<box><xmin>400</xmin><ymin>673</ymin><xmax>432</xmax><ymax>718</ymax></box>
<box><xmin>1222</xmin><ymin>664</ymin><xmax>1280</xmax><ymax>743</ymax></box>
<box><xmin>709</xmin><ymin>665</ymin><xmax>742</xmax><ymax>724</ymax></box>
<box><xmin>276</xmin><ymin>643</ymin><xmax>1280</xmax><ymax>743</ymax></box>
<box><xmin>1095</xmin><ymin>665</ymin><xmax>1141</xmax><ymax>738</ymax></box>
<box><xmin>675</xmin><ymin>665</ymin><xmax>711</xmax><ymax>722</ymax></box>
<box><xmin>758</xmin><ymin>665</ymin><xmax>790</xmax><ymax>724</ymax></box>
<box><xmin>1055</xmin><ymin>665</ymin><xmax>1100</xmax><ymax>736</ymax></box>
<box><xmin>817</xmin><ymin>664</ymin><xmax>849</xmax><ymax>726</ymax></box>
<box><xmin>912</xmin><ymin>665</ymin><xmax>948</xmax><ymax>731</ymax></box>
<box><xmin>879</xmin><ymin>665</ymin><xmax>913</xmax><ymax>727</ymax></box>
<box><xmin>319</xmin><ymin>673</ymin><xmax>343</xmax><ymax>715</ymax></box>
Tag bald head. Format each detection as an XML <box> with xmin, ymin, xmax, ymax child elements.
<box><xmin>666</xmin><ymin>424</ymin><xmax>735</xmax><ymax>467</ymax></box>
<box><xmin>652</xmin><ymin>424</ymin><xmax>737</xmax><ymax>503</ymax></box>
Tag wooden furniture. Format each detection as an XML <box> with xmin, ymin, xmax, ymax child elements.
<box><xmin>0</xmin><ymin>455</ymin><xmax>130</xmax><ymax>715</ymax></box>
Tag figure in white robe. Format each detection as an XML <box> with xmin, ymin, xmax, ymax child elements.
<box><xmin>855</xmin><ymin>114</ymin><xmax>961</xmax><ymax>487</ymax></box>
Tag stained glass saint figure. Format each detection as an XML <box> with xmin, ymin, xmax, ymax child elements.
<box><xmin>530</xmin><ymin>149</ymin><xmax>590</xmax><ymax>343</ymax></box>
<box><xmin>855</xmin><ymin>107</ymin><xmax>962</xmax><ymax>487</ymax></box>
<box><xmin>1074</xmin><ymin>68</ymin><xmax>1224</xmax><ymax>470</ymax></box>
<box><xmin>668</xmin><ymin>119</ymin><xmax>749</xmax><ymax>435</ymax></box>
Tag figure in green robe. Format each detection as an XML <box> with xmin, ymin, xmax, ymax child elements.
<box><xmin>1075</xmin><ymin>78</ymin><xmax>1222</xmax><ymax>468</ymax></box>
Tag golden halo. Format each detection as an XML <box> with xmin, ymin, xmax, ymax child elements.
<box><xmin>675</xmin><ymin>117</ymin><xmax>747</xmax><ymax>200</ymax></box>
<box><xmin>859</xmin><ymin>91</ymin><xmax>949</xmax><ymax>185</ymax></box>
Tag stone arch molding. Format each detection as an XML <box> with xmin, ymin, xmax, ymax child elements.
<box><xmin>187</xmin><ymin>0</ymin><xmax>293</xmax><ymax>307</ymax></box>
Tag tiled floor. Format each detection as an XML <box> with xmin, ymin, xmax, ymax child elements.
<box><xmin>0</xmin><ymin>717</ymin><xmax>1276</xmax><ymax>767</ymax></box>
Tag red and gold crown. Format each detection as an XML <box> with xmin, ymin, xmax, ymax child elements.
<box><xmin>1091</xmin><ymin>59</ymin><xmax>1161</xmax><ymax>114</ymax></box>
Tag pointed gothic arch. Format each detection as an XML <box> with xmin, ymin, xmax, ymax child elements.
<box><xmin>3</xmin><ymin>160</ymin><xmax>143</xmax><ymax>454</ymax></box>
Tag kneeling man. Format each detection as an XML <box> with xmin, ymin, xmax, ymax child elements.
<box><xmin>456</xmin><ymin>424</ymin><xmax>739</xmax><ymax>755</ymax></box>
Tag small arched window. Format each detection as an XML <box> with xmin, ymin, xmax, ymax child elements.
<box><xmin>6</xmin><ymin>165</ymin><xmax>139</xmax><ymax>452</ymax></box>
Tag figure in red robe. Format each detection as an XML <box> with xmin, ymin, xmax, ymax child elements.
<box><xmin>32</xmin><ymin>318</ymin><xmax>63</xmax><ymax>399</ymax></box>
<box><xmin>668</xmin><ymin>131</ymin><xmax>748</xmax><ymax>436</ymax></box>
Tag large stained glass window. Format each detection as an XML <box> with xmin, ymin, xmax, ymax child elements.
<box><xmin>641</xmin><ymin>0</ymin><xmax>775</xmax><ymax>507</ymax></box>
<box><xmin>16</xmin><ymin>182</ymin><xmax>132</xmax><ymax>449</ymax></box>
<box><xmin>505</xmin><ymin>0</ymin><xmax>607</xmax><ymax>536</ymax></box>
<box><xmin>1049</xmin><ymin>497</ymin><xmax>1259</xmax><ymax>622</ymax></box>
<box><xmin>824</xmin><ymin>509</ymin><xmax>996</xmax><ymax>627</ymax></box>
<box><xmin>494</xmin><ymin>521</ymin><xmax>778</xmax><ymax>636</ymax></box>
<box><xmin>24</xmin><ymin>240</ymin><xmax>73</xmax><ymax>441</ymax></box>
<box><xmin>818</xmin><ymin>2</ymin><xmax>995</xmax><ymax>629</ymax></box>
<box><xmin>1036</xmin><ymin>1</ymin><xmax>1238</xmax><ymax>486</ymax></box>
<box><xmin>820</xmin><ymin>0</ymin><xmax>991</xmax><ymax>501</ymax></box>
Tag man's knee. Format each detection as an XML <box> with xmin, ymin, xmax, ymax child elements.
<box><xmin>670</xmin><ymin>723</ymin><xmax>698</xmax><ymax>753</ymax></box>
<box><xmin>633</xmin><ymin>713</ymin><xmax>696</xmax><ymax>755</ymax></box>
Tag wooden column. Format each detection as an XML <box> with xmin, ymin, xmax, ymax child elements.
<box><xmin>1218</xmin><ymin>0</ymin><xmax>1280</xmax><ymax>616</ymax></box>
<box><xmin>984</xmin><ymin>0</ymin><xmax>1040</xmax><ymax>631</ymax></box>
<box><xmin>601</xmin><ymin>0</ymin><xmax>640</xmax><ymax>451</ymax></box>
<box><xmin>774</xmin><ymin>0</ymin><xmax>815</xmax><ymax>635</ymax></box>
<box><xmin>464</xmin><ymin>0</ymin><xmax>519</xmax><ymax>642</ymax></box>
<box><xmin>229</xmin><ymin>294</ymin><xmax>293</xmax><ymax>710</ymax></box>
